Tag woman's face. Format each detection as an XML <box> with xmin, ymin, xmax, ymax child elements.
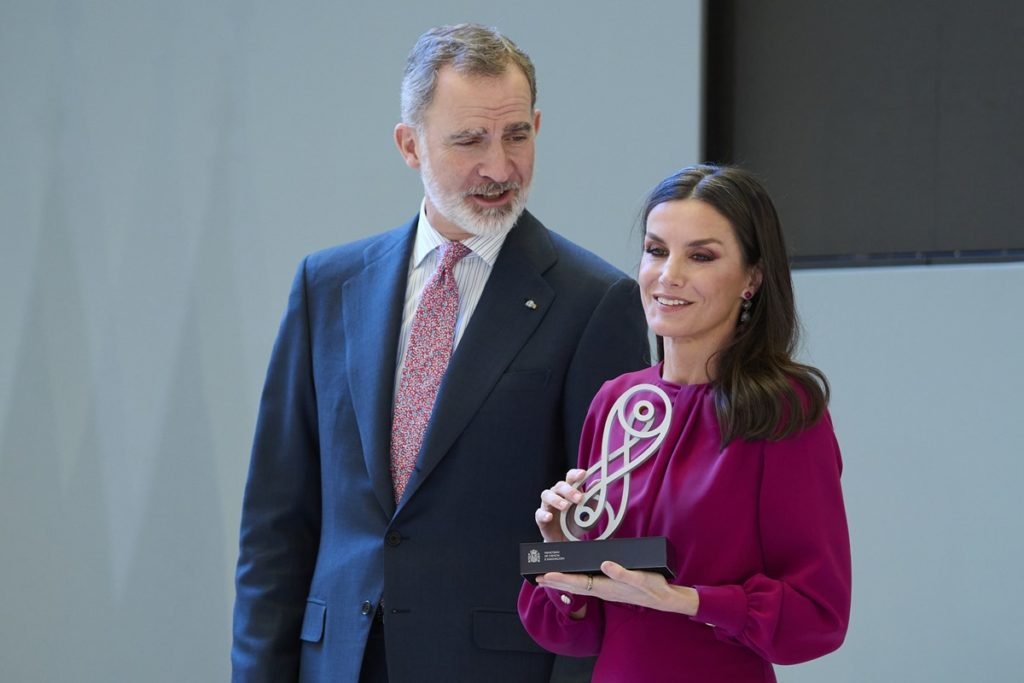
<box><xmin>639</xmin><ymin>199</ymin><xmax>760</xmax><ymax>357</ymax></box>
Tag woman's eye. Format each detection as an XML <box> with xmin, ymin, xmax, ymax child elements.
<box><xmin>644</xmin><ymin>245</ymin><xmax>667</xmax><ymax>257</ymax></box>
<box><xmin>691</xmin><ymin>252</ymin><xmax>714</xmax><ymax>262</ymax></box>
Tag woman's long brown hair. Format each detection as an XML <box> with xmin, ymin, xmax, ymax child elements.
<box><xmin>643</xmin><ymin>164</ymin><xmax>829</xmax><ymax>446</ymax></box>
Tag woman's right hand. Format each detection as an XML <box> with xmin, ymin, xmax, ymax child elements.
<box><xmin>535</xmin><ymin>468</ymin><xmax>587</xmax><ymax>543</ymax></box>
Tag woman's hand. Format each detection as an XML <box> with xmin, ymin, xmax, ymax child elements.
<box><xmin>536</xmin><ymin>561</ymin><xmax>700</xmax><ymax>616</ymax></box>
<box><xmin>534</xmin><ymin>468</ymin><xmax>587</xmax><ymax>543</ymax></box>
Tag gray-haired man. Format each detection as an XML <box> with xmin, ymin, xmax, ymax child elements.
<box><xmin>231</xmin><ymin>24</ymin><xmax>649</xmax><ymax>682</ymax></box>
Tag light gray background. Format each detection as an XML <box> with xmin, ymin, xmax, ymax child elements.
<box><xmin>3</xmin><ymin>2</ymin><xmax>1022</xmax><ymax>682</ymax></box>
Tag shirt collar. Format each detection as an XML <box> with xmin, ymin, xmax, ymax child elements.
<box><xmin>413</xmin><ymin>199</ymin><xmax>510</xmax><ymax>268</ymax></box>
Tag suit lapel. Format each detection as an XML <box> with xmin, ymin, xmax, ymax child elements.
<box><xmin>399</xmin><ymin>213</ymin><xmax>556</xmax><ymax>505</ymax></box>
<box><xmin>343</xmin><ymin>219</ymin><xmax>416</xmax><ymax>516</ymax></box>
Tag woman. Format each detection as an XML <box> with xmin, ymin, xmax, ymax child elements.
<box><xmin>518</xmin><ymin>164</ymin><xmax>851</xmax><ymax>682</ymax></box>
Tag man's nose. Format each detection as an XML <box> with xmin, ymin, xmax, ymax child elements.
<box><xmin>477</xmin><ymin>142</ymin><xmax>513</xmax><ymax>182</ymax></box>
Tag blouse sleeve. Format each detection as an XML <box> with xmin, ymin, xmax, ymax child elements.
<box><xmin>691</xmin><ymin>411</ymin><xmax>852</xmax><ymax>665</ymax></box>
<box><xmin>516</xmin><ymin>382</ymin><xmax>617</xmax><ymax>656</ymax></box>
<box><xmin>517</xmin><ymin>583</ymin><xmax>604</xmax><ymax>657</ymax></box>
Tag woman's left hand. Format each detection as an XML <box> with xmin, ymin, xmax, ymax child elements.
<box><xmin>536</xmin><ymin>560</ymin><xmax>699</xmax><ymax>616</ymax></box>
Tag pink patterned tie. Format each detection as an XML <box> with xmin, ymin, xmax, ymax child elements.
<box><xmin>390</xmin><ymin>241</ymin><xmax>472</xmax><ymax>502</ymax></box>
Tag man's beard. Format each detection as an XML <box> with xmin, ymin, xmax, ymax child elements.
<box><xmin>420</xmin><ymin>157</ymin><xmax>530</xmax><ymax>238</ymax></box>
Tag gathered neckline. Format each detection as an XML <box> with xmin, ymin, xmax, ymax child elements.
<box><xmin>648</xmin><ymin>362</ymin><xmax>713</xmax><ymax>391</ymax></box>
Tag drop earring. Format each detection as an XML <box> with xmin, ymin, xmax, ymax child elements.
<box><xmin>740</xmin><ymin>290</ymin><xmax>753</xmax><ymax>323</ymax></box>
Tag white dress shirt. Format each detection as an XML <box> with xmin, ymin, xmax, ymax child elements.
<box><xmin>393</xmin><ymin>202</ymin><xmax>509</xmax><ymax>397</ymax></box>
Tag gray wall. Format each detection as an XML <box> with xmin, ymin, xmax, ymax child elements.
<box><xmin>4</xmin><ymin>2</ymin><xmax>1022</xmax><ymax>683</ymax></box>
<box><xmin>783</xmin><ymin>263</ymin><xmax>1024</xmax><ymax>682</ymax></box>
<box><xmin>0</xmin><ymin>1</ymin><xmax>699</xmax><ymax>681</ymax></box>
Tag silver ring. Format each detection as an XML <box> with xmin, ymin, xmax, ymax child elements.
<box><xmin>585</xmin><ymin>574</ymin><xmax>594</xmax><ymax>591</ymax></box>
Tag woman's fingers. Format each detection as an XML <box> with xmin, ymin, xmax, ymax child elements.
<box><xmin>565</xmin><ymin>468</ymin><xmax>587</xmax><ymax>485</ymax></box>
<box><xmin>535</xmin><ymin>470</ymin><xmax>588</xmax><ymax>540</ymax></box>
<box><xmin>539</xmin><ymin>488</ymin><xmax>568</xmax><ymax>512</ymax></box>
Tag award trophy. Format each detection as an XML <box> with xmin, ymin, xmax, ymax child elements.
<box><xmin>520</xmin><ymin>383</ymin><xmax>675</xmax><ymax>583</ymax></box>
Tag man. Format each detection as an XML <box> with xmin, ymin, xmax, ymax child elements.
<box><xmin>231</xmin><ymin>24</ymin><xmax>650</xmax><ymax>682</ymax></box>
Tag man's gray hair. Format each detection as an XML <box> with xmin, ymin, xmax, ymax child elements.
<box><xmin>400</xmin><ymin>24</ymin><xmax>537</xmax><ymax>127</ymax></box>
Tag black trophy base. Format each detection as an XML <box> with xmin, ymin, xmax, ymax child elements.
<box><xmin>520</xmin><ymin>536</ymin><xmax>674</xmax><ymax>584</ymax></box>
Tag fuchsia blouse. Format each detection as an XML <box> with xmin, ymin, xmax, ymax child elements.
<box><xmin>518</xmin><ymin>364</ymin><xmax>851</xmax><ymax>682</ymax></box>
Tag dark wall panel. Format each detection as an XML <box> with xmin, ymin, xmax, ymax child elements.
<box><xmin>705</xmin><ymin>0</ymin><xmax>1024</xmax><ymax>265</ymax></box>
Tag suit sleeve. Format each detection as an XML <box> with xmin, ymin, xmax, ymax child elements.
<box><xmin>691</xmin><ymin>412</ymin><xmax>852</xmax><ymax>665</ymax></box>
<box><xmin>561</xmin><ymin>276</ymin><xmax>650</xmax><ymax>469</ymax></box>
<box><xmin>231</xmin><ymin>258</ymin><xmax>323</xmax><ymax>683</ymax></box>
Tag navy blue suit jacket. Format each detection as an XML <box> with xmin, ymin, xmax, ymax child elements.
<box><xmin>232</xmin><ymin>211</ymin><xmax>650</xmax><ymax>682</ymax></box>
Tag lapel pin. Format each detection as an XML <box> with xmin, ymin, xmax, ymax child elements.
<box><xmin>524</xmin><ymin>299</ymin><xmax>538</xmax><ymax>310</ymax></box>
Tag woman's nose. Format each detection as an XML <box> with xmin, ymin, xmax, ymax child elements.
<box><xmin>658</xmin><ymin>258</ymin><xmax>686</xmax><ymax>287</ymax></box>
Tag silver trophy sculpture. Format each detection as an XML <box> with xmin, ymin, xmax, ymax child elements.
<box><xmin>521</xmin><ymin>383</ymin><xmax>675</xmax><ymax>581</ymax></box>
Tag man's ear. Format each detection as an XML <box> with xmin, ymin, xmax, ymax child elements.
<box><xmin>394</xmin><ymin>123</ymin><xmax>421</xmax><ymax>170</ymax></box>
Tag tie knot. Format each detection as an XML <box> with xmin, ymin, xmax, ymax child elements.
<box><xmin>439</xmin><ymin>241</ymin><xmax>472</xmax><ymax>270</ymax></box>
